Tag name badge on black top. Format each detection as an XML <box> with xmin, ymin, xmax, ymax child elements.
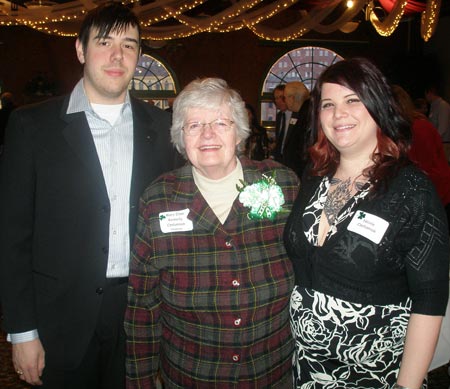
<box><xmin>347</xmin><ymin>211</ymin><xmax>389</xmax><ymax>244</ymax></box>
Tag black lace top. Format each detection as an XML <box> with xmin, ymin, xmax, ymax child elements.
<box><xmin>284</xmin><ymin>165</ymin><xmax>449</xmax><ymax>314</ymax></box>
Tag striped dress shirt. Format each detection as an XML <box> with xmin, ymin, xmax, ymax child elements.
<box><xmin>68</xmin><ymin>79</ymin><xmax>133</xmax><ymax>278</ymax></box>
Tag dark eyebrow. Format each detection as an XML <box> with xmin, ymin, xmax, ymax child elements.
<box><xmin>123</xmin><ymin>37</ymin><xmax>139</xmax><ymax>45</ymax></box>
<box><xmin>93</xmin><ymin>34</ymin><xmax>111</xmax><ymax>40</ymax></box>
<box><xmin>321</xmin><ymin>92</ymin><xmax>358</xmax><ymax>102</ymax></box>
<box><xmin>93</xmin><ymin>35</ymin><xmax>138</xmax><ymax>45</ymax></box>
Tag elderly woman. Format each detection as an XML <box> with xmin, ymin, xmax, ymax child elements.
<box><xmin>284</xmin><ymin>58</ymin><xmax>449</xmax><ymax>388</ymax></box>
<box><xmin>125</xmin><ymin>78</ymin><xmax>299</xmax><ymax>388</ymax></box>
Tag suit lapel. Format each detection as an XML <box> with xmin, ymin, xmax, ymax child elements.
<box><xmin>284</xmin><ymin>114</ymin><xmax>299</xmax><ymax>146</ymax></box>
<box><xmin>276</xmin><ymin>111</ymin><xmax>282</xmax><ymax>140</ymax></box>
<box><xmin>60</xmin><ymin>100</ymin><xmax>109</xmax><ymax>202</ymax></box>
<box><xmin>129</xmin><ymin>98</ymin><xmax>158</xmax><ymax>207</ymax></box>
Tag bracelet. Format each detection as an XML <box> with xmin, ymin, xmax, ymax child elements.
<box><xmin>393</xmin><ymin>385</ymin><xmax>413</xmax><ymax>389</ymax></box>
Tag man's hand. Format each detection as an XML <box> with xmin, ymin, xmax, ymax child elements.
<box><xmin>12</xmin><ymin>338</ymin><xmax>45</xmax><ymax>386</ymax></box>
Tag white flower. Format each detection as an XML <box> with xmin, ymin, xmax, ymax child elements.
<box><xmin>237</xmin><ymin>174</ymin><xmax>285</xmax><ymax>220</ymax></box>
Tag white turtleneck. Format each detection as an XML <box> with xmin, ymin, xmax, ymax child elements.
<box><xmin>192</xmin><ymin>159</ymin><xmax>244</xmax><ymax>224</ymax></box>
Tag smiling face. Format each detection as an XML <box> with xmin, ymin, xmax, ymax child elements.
<box><xmin>319</xmin><ymin>82</ymin><xmax>378</xmax><ymax>158</ymax></box>
<box><xmin>183</xmin><ymin>105</ymin><xmax>241</xmax><ymax>180</ymax></box>
<box><xmin>75</xmin><ymin>25</ymin><xmax>140</xmax><ymax>104</ymax></box>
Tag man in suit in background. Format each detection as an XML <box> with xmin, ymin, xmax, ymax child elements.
<box><xmin>0</xmin><ymin>3</ymin><xmax>177</xmax><ymax>388</ymax></box>
<box><xmin>425</xmin><ymin>83</ymin><xmax>450</xmax><ymax>162</ymax></box>
<box><xmin>282</xmin><ymin>81</ymin><xmax>310</xmax><ymax>178</ymax></box>
<box><xmin>0</xmin><ymin>91</ymin><xmax>17</xmax><ymax>153</ymax></box>
<box><xmin>272</xmin><ymin>84</ymin><xmax>292</xmax><ymax>162</ymax></box>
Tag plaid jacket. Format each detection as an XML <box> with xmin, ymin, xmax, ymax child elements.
<box><xmin>125</xmin><ymin>157</ymin><xmax>299</xmax><ymax>388</ymax></box>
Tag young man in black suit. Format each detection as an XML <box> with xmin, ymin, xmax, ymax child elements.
<box><xmin>0</xmin><ymin>3</ymin><xmax>178</xmax><ymax>388</ymax></box>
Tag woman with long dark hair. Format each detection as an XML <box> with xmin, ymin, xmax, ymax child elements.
<box><xmin>284</xmin><ymin>58</ymin><xmax>449</xmax><ymax>388</ymax></box>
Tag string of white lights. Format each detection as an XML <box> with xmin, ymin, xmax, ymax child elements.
<box><xmin>0</xmin><ymin>0</ymin><xmax>442</xmax><ymax>42</ymax></box>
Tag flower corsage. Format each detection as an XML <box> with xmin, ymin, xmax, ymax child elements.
<box><xmin>237</xmin><ymin>173</ymin><xmax>285</xmax><ymax>221</ymax></box>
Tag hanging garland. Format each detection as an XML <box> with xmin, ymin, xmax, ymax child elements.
<box><xmin>0</xmin><ymin>0</ymin><xmax>442</xmax><ymax>42</ymax></box>
<box><xmin>421</xmin><ymin>0</ymin><xmax>441</xmax><ymax>41</ymax></box>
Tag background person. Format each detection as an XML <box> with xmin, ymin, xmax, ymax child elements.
<box><xmin>284</xmin><ymin>58</ymin><xmax>449</xmax><ymax>388</ymax></box>
<box><xmin>0</xmin><ymin>91</ymin><xmax>17</xmax><ymax>153</ymax></box>
<box><xmin>272</xmin><ymin>84</ymin><xmax>291</xmax><ymax>161</ymax></box>
<box><xmin>425</xmin><ymin>83</ymin><xmax>450</xmax><ymax>143</ymax></box>
<box><xmin>393</xmin><ymin>84</ymin><xmax>450</xmax><ymax>227</ymax></box>
<box><xmin>425</xmin><ymin>83</ymin><xmax>450</xmax><ymax>162</ymax></box>
<box><xmin>125</xmin><ymin>77</ymin><xmax>299</xmax><ymax>388</ymax></box>
<box><xmin>282</xmin><ymin>81</ymin><xmax>311</xmax><ymax>178</ymax></box>
<box><xmin>413</xmin><ymin>97</ymin><xmax>429</xmax><ymax>117</ymax></box>
<box><xmin>244</xmin><ymin>102</ymin><xmax>270</xmax><ymax>160</ymax></box>
<box><xmin>0</xmin><ymin>4</ymin><xmax>177</xmax><ymax>388</ymax></box>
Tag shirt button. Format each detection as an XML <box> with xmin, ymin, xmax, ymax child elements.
<box><xmin>96</xmin><ymin>287</ymin><xmax>104</xmax><ymax>295</ymax></box>
<box><xmin>232</xmin><ymin>354</ymin><xmax>240</xmax><ymax>362</ymax></box>
<box><xmin>102</xmin><ymin>205</ymin><xmax>110</xmax><ymax>213</ymax></box>
<box><xmin>232</xmin><ymin>280</ymin><xmax>240</xmax><ymax>287</ymax></box>
<box><xmin>234</xmin><ymin>318</ymin><xmax>242</xmax><ymax>326</ymax></box>
<box><xmin>102</xmin><ymin>247</ymin><xmax>109</xmax><ymax>255</ymax></box>
<box><xmin>225</xmin><ymin>240</ymin><xmax>232</xmax><ymax>248</ymax></box>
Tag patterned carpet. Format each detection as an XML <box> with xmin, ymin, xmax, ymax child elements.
<box><xmin>0</xmin><ymin>328</ymin><xmax>449</xmax><ymax>388</ymax></box>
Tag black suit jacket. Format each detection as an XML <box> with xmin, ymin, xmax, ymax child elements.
<box><xmin>281</xmin><ymin>99</ymin><xmax>310</xmax><ymax>178</ymax></box>
<box><xmin>273</xmin><ymin>110</ymin><xmax>286</xmax><ymax>162</ymax></box>
<box><xmin>0</xmin><ymin>93</ymin><xmax>177</xmax><ymax>369</ymax></box>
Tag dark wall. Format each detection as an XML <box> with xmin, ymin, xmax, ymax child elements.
<box><xmin>0</xmin><ymin>13</ymin><xmax>448</xmax><ymax>109</ymax></box>
<box><xmin>423</xmin><ymin>14</ymin><xmax>450</xmax><ymax>99</ymax></box>
<box><xmin>0</xmin><ymin>26</ymin><xmax>81</xmax><ymax>104</ymax></box>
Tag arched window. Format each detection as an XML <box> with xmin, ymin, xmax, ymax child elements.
<box><xmin>260</xmin><ymin>46</ymin><xmax>343</xmax><ymax>129</ymax></box>
<box><xmin>129</xmin><ymin>53</ymin><xmax>178</xmax><ymax>110</ymax></box>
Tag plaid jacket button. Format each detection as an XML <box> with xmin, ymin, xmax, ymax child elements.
<box><xmin>232</xmin><ymin>354</ymin><xmax>240</xmax><ymax>362</ymax></box>
<box><xmin>232</xmin><ymin>279</ymin><xmax>240</xmax><ymax>287</ymax></box>
<box><xmin>225</xmin><ymin>240</ymin><xmax>232</xmax><ymax>248</ymax></box>
<box><xmin>234</xmin><ymin>318</ymin><xmax>242</xmax><ymax>326</ymax></box>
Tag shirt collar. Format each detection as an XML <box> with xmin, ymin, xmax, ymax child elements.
<box><xmin>67</xmin><ymin>78</ymin><xmax>131</xmax><ymax>115</ymax></box>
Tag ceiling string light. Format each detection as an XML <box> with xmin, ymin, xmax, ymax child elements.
<box><xmin>366</xmin><ymin>0</ymin><xmax>408</xmax><ymax>36</ymax></box>
<box><xmin>421</xmin><ymin>0</ymin><xmax>441</xmax><ymax>42</ymax></box>
<box><xmin>247</xmin><ymin>5</ymin><xmax>338</xmax><ymax>41</ymax></box>
<box><xmin>166</xmin><ymin>0</ymin><xmax>262</xmax><ymax>35</ymax></box>
<box><xmin>0</xmin><ymin>0</ymin><xmax>442</xmax><ymax>42</ymax></box>
<box><xmin>314</xmin><ymin>0</ymin><xmax>366</xmax><ymax>34</ymax></box>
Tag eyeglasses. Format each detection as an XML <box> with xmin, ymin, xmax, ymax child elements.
<box><xmin>183</xmin><ymin>118</ymin><xmax>234</xmax><ymax>136</ymax></box>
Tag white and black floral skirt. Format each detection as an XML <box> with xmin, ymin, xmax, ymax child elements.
<box><xmin>290</xmin><ymin>286</ymin><xmax>418</xmax><ymax>389</ymax></box>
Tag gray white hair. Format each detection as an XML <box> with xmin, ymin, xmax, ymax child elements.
<box><xmin>285</xmin><ymin>81</ymin><xmax>309</xmax><ymax>105</ymax></box>
<box><xmin>170</xmin><ymin>77</ymin><xmax>251</xmax><ymax>159</ymax></box>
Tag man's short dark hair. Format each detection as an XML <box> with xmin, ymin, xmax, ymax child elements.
<box><xmin>273</xmin><ymin>84</ymin><xmax>285</xmax><ymax>96</ymax></box>
<box><xmin>424</xmin><ymin>82</ymin><xmax>439</xmax><ymax>95</ymax></box>
<box><xmin>78</xmin><ymin>2</ymin><xmax>141</xmax><ymax>52</ymax></box>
